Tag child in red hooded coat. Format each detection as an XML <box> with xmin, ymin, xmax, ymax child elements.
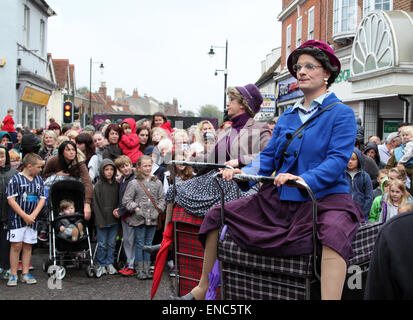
<box><xmin>152</xmin><ymin>112</ymin><xmax>173</xmax><ymax>139</ymax></box>
<box><xmin>119</xmin><ymin>118</ymin><xmax>142</xmax><ymax>165</ymax></box>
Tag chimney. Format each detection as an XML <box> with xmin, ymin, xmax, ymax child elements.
<box><xmin>99</xmin><ymin>82</ymin><xmax>107</xmax><ymax>99</ymax></box>
<box><xmin>132</xmin><ymin>88</ymin><xmax>138</xmax><ymax>98</ymax></box>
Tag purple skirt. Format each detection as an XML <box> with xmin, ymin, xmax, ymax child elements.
<box><xmin>199</xmin><ymin>182</ymin><xmax>365</xmax><ymax>264</ymax></box>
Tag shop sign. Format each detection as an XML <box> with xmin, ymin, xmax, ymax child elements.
<box><xmin>334</xmin><ymin>69</ymin><xmax>350</xmax><ymax>83</ymax></box>
<box><xmin>21</xmin><ymin>87</ymin><xmax>51</xmax><ymax>106</ymax></box>
<box><xmin>276</xmin><ymin>77</ymin><xmax>303</xmax><ymax>102</ymax></box>
<box><xmin>383</xmin><ymin>120</ymin><xmax>400</xmax><ymax>140</ymax></box>
<box><xmin>260</xmin><ymin>94</ymin><xmax>275</xmax><ymax>113</ymax></box>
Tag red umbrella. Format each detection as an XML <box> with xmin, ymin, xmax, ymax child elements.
<box><xmin>150</xmin><ymin>221</ymin><xmax>174</xmax><ymax>299</ymax></box>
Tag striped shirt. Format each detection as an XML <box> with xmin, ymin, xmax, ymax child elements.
<box><xmin>6</xmin><ymin>173</ymin><xmax>45</xmax><ymax>230</ymax></box>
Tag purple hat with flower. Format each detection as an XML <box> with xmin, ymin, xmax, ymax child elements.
<box><xmin>287</xmin><ymin>40</ymin><xmax>341</xmax><ymax>80</ymax></box>
<box><xmin>235</xmin><ymin>84</ymin><xmax>263</xmax><ymax>115</ymax></box>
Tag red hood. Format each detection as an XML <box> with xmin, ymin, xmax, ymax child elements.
<box><xmin>121</xmin><ymin>118</ymin><xmax>136</xmax><ymax>132</ymax></box>
<box><xmin>161</xmin><ymin>121</ymin><xmax>172</xmax><ymax>133</ymax></box>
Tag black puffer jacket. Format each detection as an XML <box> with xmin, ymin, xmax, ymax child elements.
<box><xmin>0</xmin><ymin>145</ymin><xmax>18</xmax><ymax>223</ymax></box>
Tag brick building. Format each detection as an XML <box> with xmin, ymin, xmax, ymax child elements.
<box><xmin>276</xmin><ymin>0</ymin><xmax>413</xmax><ymax>140</ymax></box>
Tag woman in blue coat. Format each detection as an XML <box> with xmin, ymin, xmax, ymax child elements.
<box><xmin>172</xmin><ymin>40</ymin><xmax>364</xmax><ymax>301</ymax></box>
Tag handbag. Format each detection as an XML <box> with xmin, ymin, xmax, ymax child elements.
<box><xmin>136</xmin><ymin>179</ymin><xmax>165</xmax><ymax>230</ymax></box>
<box><xmin>276</xmin><ymin>102</ymin><xmax>340</xmax><ymax>172</ymax></box>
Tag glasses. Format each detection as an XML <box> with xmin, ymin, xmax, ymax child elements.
<box><xmin>293</xmin><ymin>63</ymin><xmax>323</xmax><ymax>72</ymax></box>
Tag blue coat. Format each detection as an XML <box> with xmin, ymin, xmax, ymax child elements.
<box><xmin>243</xmin><ymin>92</ymin><xmax>357</xmax><ymax>202</ymax></box>
<box><xmin>345</xmin><ymin>148</ymin><xmax>374</xmax><ymax>219</ymax></box>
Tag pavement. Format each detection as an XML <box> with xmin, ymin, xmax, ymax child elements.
<box><xmin>0</xmin><ymin>244</ymin><xmax>176</xmax><ymax>300</ymax></box>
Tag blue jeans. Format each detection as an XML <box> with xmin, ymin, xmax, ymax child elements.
<box><xmin>134</xmin><ymin>225</ymin><xmax>156</xmax><ymax>262</ymax></box>
<box><xmin>96</xmin><ymin>224</ymin><xmax>118</xmax><ymax>267</ymax></box>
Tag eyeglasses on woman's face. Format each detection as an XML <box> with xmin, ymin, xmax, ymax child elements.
<box><xmin>293</xmin><ymin>63</ymin><xmax>323</xmax><ymax>73</ymax></box>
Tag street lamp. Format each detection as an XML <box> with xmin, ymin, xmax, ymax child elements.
<box><xmin>89</xmin><ymin>58</ymin><xmax>104</xmax><ymax>124</ymax></box>
<box><xmin>208</xmin><ymin>40</ymin><xmax>228</xmax><ymax>121</ymax></box>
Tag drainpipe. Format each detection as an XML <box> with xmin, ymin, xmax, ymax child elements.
<box><xmin>399</xmin><ymin>94</ymin><xmax>410</xmax><ymax>123</ymax></box>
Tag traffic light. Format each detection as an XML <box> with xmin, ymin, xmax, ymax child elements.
<box><xmin>63</xmin><ymin>101</ymin><xmax>73</xmax><ymax>123</ymax></box>
<box><xmin>73</xmin><ymin>106</ymin><xmax>80</xmax><ymax>121</ymax></box>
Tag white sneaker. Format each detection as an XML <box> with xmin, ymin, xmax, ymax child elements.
<box><xmin>106</xmin><ymin>264</ymin><xmax>117</xmax><ymax>275</ymax></box>
<box><xmin>21</xmin><ymin>273</ymin><xmax>37</xmax><ymax>285</ymax></box>
<box><xmin>167</xmin><ymin>260</ymin><xmax>174</xmax><ymax>270</ymax></box>
<box><xmin>99</xmin><ymin>265</ymin><xmax>107</xmax><ymax>275</ymax></box>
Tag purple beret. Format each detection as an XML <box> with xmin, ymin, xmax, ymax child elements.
<box><xmin>235</xmin><ymin>84</ymin><xmax>263</xmax><ymax>115</ymax></box>
<box><xmin>287</xmin><ymin>40</ymin><xmax>341</xmax><ymax>80</ymax></box>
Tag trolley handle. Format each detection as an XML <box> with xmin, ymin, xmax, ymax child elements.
<box><xmin>169</xmin><ymin>160</ymin><xmax>234</xmax><ymax>170</ymax></box>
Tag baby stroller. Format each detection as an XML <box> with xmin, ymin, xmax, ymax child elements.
<box><xmin>42</xmin><ymin>177</ymin><xmax>103</xmax><ymax>279</ymax></box>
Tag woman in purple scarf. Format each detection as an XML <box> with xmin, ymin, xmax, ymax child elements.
<box><xmin>164</xmin><ymin>84</ymin><xmax>271</xmax><ymax>217</ymax></box>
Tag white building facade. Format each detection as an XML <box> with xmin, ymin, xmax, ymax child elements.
<box><xmin>0</xmin><ymin>0</ymin><xmax>56</xmax><ymax>129</ymax></box>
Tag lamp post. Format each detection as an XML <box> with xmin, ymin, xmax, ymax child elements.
<box><xmin>208</xmin><ymin>40</ymin><xmax>229</xmax><ymax>121</ymax></box>
<box><xmin>89</xmin><ymin>58</ymin><xmax>104</xmax><ymax>124</ymax></box>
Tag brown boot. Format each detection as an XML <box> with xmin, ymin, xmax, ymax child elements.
<box><xmin>72</xmin><ymin>228</ymin><xmax>79</xmax><ymax>241</ymax></box>
<box><xmin>77</xmin><ymin>223</ymin><xmax>84</xmax><ymax>237</ymax></box>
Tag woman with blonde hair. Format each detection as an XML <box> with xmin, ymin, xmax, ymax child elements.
<box><xmin>65</xmin><ymin>129</ymin><xmax>79</xmax><ymax>142</ymax></box>
<box><xmin>195</xmin><ymin>121</ymin><xmax>216</xmax><ymax>144</ymax></box>
<box><xmin>38</xmin><ymin>130</ymin><xmax>57</xmax><ymax>162</ymax></box>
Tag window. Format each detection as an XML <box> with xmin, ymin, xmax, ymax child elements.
<box><xmin>333</xmin><ymin>0</ymin><xmax>357</xmax><ymax>35</ymax></box>
<box><xmin>308</xmin><ymin>6</ymin><xmax>314</xmax><ymax>40</ymax></box>
<box><xmin>40</xmin><ymin>20</ymin><xmax>45</xmax><ymax>56</ymax></box>
<box><xmin>363</xmin><ymin>0</ymin><xmax>392</xmax><ymax>16</ymax></box>
<box><xmin>286</xmin><ymin>24</ymin><xmax>292</xmax><ymax>64</ymax></box>
<box><xmin>24</xmin><ymin>5</ymin><xmax>30</xmax><ymax>47</ymax></box>
<box><xmin>296</xmin><ymin>16</ymin><xmax>302</xmax><ymax>47</ymax></box>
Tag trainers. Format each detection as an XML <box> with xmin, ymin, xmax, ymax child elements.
<box><xmin>119</xmin><ymin>268</ymin><xmax>136</xmax><ymax>276</ymax></box>
<box><xmin>2</xmin><ymin>269</ymin><xmax>11</xmax><ymax>280</ymax></box>
<box><xmin>21</xmin><ymin>273</ymin><xmax>37</xmax><ymax>285</ymax></box>
<box><xmin>101</xmin><ymin>266</ymin><xmax>107</xmax><ymax>275</ymax></box>
<box><xmin>7</xmin><ymin>275</ymin><xmax>18</xmax><ymax>287</ymax></box>
<box><xmin>169</xmin><ymin>268</ymin><xmax>178</xmax><ymax>277</ymax></box>
<box><xmin>107</xmin><ymin>264</ymin><xmax>117</xmax><ymax>275</ymax></box>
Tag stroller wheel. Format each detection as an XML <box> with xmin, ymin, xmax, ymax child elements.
<box><xmin>86</xmin><ymin>265</ymin><xmax>95</xmax><ymax>278</ymax></box>
<box><xmin>55</xmin><ymin>266</ymin><xmax>66</xmax><ymax>280</ymax></box>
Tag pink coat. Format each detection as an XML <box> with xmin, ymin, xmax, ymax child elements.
<box><xmin>119</xmin><ymin>118</ymin><xmax>142</xmax><ymax>164</ymax></box>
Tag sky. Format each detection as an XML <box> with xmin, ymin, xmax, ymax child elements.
<box><xmin>46</xmin><ymin>0</ymin><xmax>282</xmax><ymax>114</ymax></box>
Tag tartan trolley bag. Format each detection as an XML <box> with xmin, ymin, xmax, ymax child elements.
<box><xmin>169</xmin><ymin>161</ymin><xmax>233</xmax><ymax>298</ymax></box>
<box><xmin>172</xmin><ymin>204</ymin><xmax>206</xmax><ymax>297</ymax></box>
<box><xmin>215</xmin><ymin>174</ymin><xmax>382</xmax><ymax>300</ymax></box>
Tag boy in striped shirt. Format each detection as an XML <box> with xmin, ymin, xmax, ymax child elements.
<box><xmin>6</xmin><ymin>153</ymin><xmax>45</xmax><ymax>287</ymax></box>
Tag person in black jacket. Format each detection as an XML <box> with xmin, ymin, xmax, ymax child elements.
<box><xmin>0</xmin><ymin>145</ymin><xmax>18</xmax><ymax>278</ymax></box>
<box><xmin>365</xmin><ymin>209</ymin><xmax>413</xmax><ymax>299</ymax></box>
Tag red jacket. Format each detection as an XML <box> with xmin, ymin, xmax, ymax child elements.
<box><xmin>160</xmin><ymin>121</ymin><xmax>173</xmax><ymax>139</ymax></box>
<box><xmin>119</xmin><ymin>118</ymin><xmax>142</xmax><ymax>164</ymax></box>
<box><xmin>2</xmin><ymin>115</ymin><xmax>15</xmax><ymax>133</ymax></box>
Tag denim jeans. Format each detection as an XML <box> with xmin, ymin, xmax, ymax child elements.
<box><xmin>96</xmin><ymin>224</ymin><xmax>118</xmax><ymax>267</ymax></box>
<box><xmin>134</xmin><ymin>225</ymin><xmax>156</xmax><ymax>262</ymax></box>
